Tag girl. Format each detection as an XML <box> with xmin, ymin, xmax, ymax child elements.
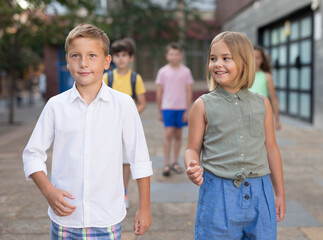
<box><xmin>250</xmin><ymin>45</ymin><xmax>281</xmax><ymax>130</ymax></box>
<box><xmin>184</xmin><ymin>32</ymin><xmax>285</xmax><ymax>239</ymax></box>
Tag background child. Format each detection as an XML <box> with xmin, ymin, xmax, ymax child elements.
<box><xmin>185</xmin><ymin>32</ymin><xmax>285</xmax><ymax>239</ymax></box>
<box><xmin>156</xmin><ymin>42</ymin><xmax>194</xmax><ymax>176</ymax></box>
<box><xmin>103</xmin><ymin>38</ymin><xmax>146</xmax><ymax>208</ymax></box>
<box><xmin>249</xmin><ymin>45</ymin><xmax>281</xmax><ymax>130</ymax></box>
<box><xmin>23</xmin><ymin>23</ymin><xmax>152</xmax><ymax>239</ymax></box>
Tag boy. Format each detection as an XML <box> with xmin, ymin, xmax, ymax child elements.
<box><xmin>103</xmin><ymin>38</ymin><xmax>146</xmax><ymax>209</ymax></box>
<box><xmin>22</xmin><ymin>23</ymin><xmax>152</xmax><ymax>239</ymax></box>
<box><xmin>156</xmin><ymin>42</ymin><xmax>194</xmax><ymax>176</ymax></box>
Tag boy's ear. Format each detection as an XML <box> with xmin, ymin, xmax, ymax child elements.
<box><xmin>104</xmin><ymin>54</ymin><xmax>112</xmax><ymax>70</ymax></box>
<box><xmin>65</xmin><ymin>54</ymin><xmax>69</xmax><ymax>70</ymax></box>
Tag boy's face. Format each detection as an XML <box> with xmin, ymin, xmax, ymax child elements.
<box><xmin>66</xmin><ymin>37</ymin><xmax>111</xmax><ymax>88</ymax></box>
<box><xmin>166</xmin><ymin>49</ymin><xmax>182</xmax><ymax>66</ymax></box>
<box><xmin>112</xmin><ymin>51</ymin><xmax>133</xmax><ymax>70</ymax></box>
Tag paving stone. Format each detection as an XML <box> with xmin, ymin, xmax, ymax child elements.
<box><xmin>279</xmin><ymin>200</ymin><xmax>322</xmax><ymax>227</ymax></box>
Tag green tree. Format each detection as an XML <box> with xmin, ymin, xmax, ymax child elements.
<box><xmin>0</xmin><ymin>0</ymin><xmax>102</xmax><ymax>124</ymax></box>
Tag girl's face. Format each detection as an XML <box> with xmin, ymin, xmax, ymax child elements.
<box><xmin>254</xmin><ymin>49</ymin><xmax>263</xmax><ymax>69</ymax></box>
<box><xmin>209</xmin><ymin>40</ymin><xmax>239</xmax><ymax>93</ymax></box>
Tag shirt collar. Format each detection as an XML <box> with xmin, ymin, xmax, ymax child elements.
<box><xmin>215</xmin><ymin>85</ymin><xmax>248</xmax><ymax>102</ymax></box>
<box><xmin>69</xmin><ymin>81</ymin><xmax>111</xmax><ymax>103</ymax></box>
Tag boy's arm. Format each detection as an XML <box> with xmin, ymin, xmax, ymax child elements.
<box><xmin>134</xmin><ymin>177</ymin><xmax>152</xmax><ymax>235</ymax></box>
<box><xmin>31</xmin><ymin>171</ymin><xmax>76</xmax><ymax>216</ymax></box>
<box><xmin>264</xmin><ymin>97</ymin><xmax>285</xmax><ymax>222</ymax></box>
<box><xmin>183</xmin><ymin>84</ymin><xmax>193</xmax><ymax>122</ymax></box>
<box><xmin>156</xmin><ymin>84</ymin><xmax>163</xmax><ymax>121</ymax></box>
<box><xmin>136</xmin><ymin>94</ymin><xmax>146</xmax><ymax>114</ymax></box>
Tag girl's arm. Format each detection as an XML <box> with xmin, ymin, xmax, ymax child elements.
<box><xmin>264</xmin><ymin>97</ymin><xmax>286</xmax><ymax>222</ymax></box>
<box><xmin>156</xmin><ymin>85</ymin><xmax>163</xmax><ymax>121</ymax></box>
<box><xmin>134</xmin><ymin>177</ymin><xmax>152</xmax><ymax>235</ymax></box>
<box><xmin>136</xmin><ymin>93</ymin><xmax>146</xmax><ymax>114</ymax></box>
<box><xmin>265</xmin><ymin>72</ymin><xmax>281</xmax><ymax>130</ymax></box>
<box><xmin>184</xmin><ymin>98</ymin><xmax>206</xmax><ymax>186</ymax></box>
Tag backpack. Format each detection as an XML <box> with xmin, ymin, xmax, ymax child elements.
<box><xmin>107</xmin><ymin>71</ymin><xmax>137</xmax><ymax>101</ymax></box>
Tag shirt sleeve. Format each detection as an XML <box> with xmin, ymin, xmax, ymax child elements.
<box><xmin>186</xmin><ymin>68</ymin><xmax>194</xmax><ymax>85</ymax></box>
<box><xmin>155</xmin><ymin>69</ymin><xmax>163</xmax><ymax>85</ymax></box>
<box><xmin>122</xmin><ymin>97</ymin><xmax>153</xmax><ymax>179</ymax></box>
<box><xmin>22</xmin><ymin>99</ymin><xmax>55</xmax><ymax>180</ymax></box>
<box><xmin>135</xmin><ymin>74</ymin><xmax>146</xmax><ymax>95</ymax></box>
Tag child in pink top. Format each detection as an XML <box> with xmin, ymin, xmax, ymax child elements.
<box><xmin>156</xmin><ymin>42</ymin><xmax>194</xmax><ymax>176</ymax></box>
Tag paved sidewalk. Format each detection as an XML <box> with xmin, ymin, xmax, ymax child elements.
<box><xmin>1</xmin><ymin>99</ymin><xmax>323</xmax><ymax>240</ymax></box>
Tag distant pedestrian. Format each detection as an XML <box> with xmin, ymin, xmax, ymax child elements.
<box><xmin>185</xmin><ymin>32</ymin><xmax>285</xmax><ymax>239</ymax></box>
<box><xmin>156</xmin><ymin>42</ymin><xmax>194</xmax><ymax>176</ymax></box>
<box><xmin>249</xmin><ymin>45</ymin><xmax>281</xmax><ymax>130</ymax></box>
<box><xmin>103</xmin><ymin>38</ymin><xmax>147</xmax><ymax>209</ymax></box>
<box><xmin>23</xmin><ymin>23</ymin><xmax>152</xmax><ymax>239</ymax></box>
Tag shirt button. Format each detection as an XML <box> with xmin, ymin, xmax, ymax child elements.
<box><xmin>234</xmin><ymin>95</ymin><xmax>237</xmax><ymax>98</ymax></box>
<box><xmin>235</xmin><ymin>102</ymin><xmax>238</xmax><ymax>105</ymax></box>
<box><xmin>241</xmin><ymin>153</ymin><xmax>244</xmax><ymax>157</ymax></box>
<box><xmin>238</xmin><ymin>119</ymin><xmax>241</xmax><ymax>122</ymax></box>
<box><xmin>244</xmin><ymin>194</ymin><xmax>250</xmax><ymax>200</ymax></box>
<box><xmin>241</xmin><ymin>168</ymin><xmax>246</xmax><ymax>172</ymax></box>
<box><xmin>240</xmin><ymin>136</ymin><xmax>244</xmax><ymax>139</ymax></box>
<box><xmin>244</xmin><ymin>181</ymin><xmax>249</xmax><ymax>187</ymax></box>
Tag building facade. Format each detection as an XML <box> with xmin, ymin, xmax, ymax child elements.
<box><xmin>216</xmin><ymin>0</ymin><xmax>323</xmax><ymax>129</ymax></box>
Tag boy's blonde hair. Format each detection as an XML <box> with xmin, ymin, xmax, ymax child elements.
<box><xmin>206</xmin><ymin>31</ymin><xmax>255</xmax><ymax>91</ymax></box>
<box><xmin>65</xmin><ymin>23</ymin><xmax>110</xmax><ymax>56</ymax></box>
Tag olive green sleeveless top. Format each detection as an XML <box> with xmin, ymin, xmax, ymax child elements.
<box><xmin>200</xmin><ymin>86</ymin><xmax>270</xmax><ymax>187</ymax></box>
<box><xmin>249</xmin><ymin>71</ymin><xmax>268</xmax><ymax>97</ymax></box>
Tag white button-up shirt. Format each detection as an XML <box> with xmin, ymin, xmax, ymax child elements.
<box><xmin>23</xmin><ymin>82</ymin><xmax>153</xmax><ymax>228</ymax></box>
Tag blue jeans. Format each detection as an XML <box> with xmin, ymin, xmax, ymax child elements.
<box><xmin>195</xmin><ymin>171</ymin><xmax>277</xmax><ymax>240</ymax></box>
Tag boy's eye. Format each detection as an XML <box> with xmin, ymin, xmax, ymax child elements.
<box><xmin>71</xmin><ymin>54</ymin><xmax>79</xmax><ymax>58</ymax></box>
<box><xmin>90</xmin><ymin>54</ymin><xmax>96</xmax><ymax>58</ymax></box>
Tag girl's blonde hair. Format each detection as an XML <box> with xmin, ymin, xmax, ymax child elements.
<box><xmin>65</xmin><ymin>23</ymin><xmax>110</xmax><ymax>56</ymax></box>
<box><xmin>206</xmin><ymin>31</ymin><xmax>255</xmax><ymax>91</ymax></box>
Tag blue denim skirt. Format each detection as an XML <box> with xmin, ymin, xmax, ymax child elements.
<box><xmin>195</xmin><ymin>171</ymin><xmax>277</xmax><ymax>240</ymax></box>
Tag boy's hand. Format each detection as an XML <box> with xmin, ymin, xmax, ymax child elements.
<box><xmin>134</xmin><ymin>208</ymin><xmax>152</xmax><ymax>235</ymax></box>
<box><xmin>44</xmin><ymin>187</ymin><xmax>76</xmax><ymax>217</ymax></box>
<box><xmin>186</xmin><ymin>160</ymin><xmax>203</xmax><ymax>186</ymax></box>
<box><xmin>275</xmin><ymin>196</ymin><xmax>286</xmax><ymax>222</ymax></box>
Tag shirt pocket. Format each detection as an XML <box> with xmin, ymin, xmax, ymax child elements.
<box><xmin>249</xmin><ymin>114</ymin><xmax>265</xmax><ymax>137</ymax></box>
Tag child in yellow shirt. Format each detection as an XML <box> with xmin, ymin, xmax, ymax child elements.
<box><xmin>103</xmin><ymin>38</ymin><xmax>146</xmax><ymax>208</ymax></box>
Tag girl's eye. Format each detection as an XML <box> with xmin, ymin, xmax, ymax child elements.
<box><xmin>210</xmin><ymin>57</ymin><xmax>216</xmax><ymax>62</ymax></box>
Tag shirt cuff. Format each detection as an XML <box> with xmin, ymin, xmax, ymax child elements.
<box><xmin>130</xmin><ymin>161</ymin><xmax>153</xmax><ymax>179</ymax></box>
<box><xmin>24</xmin><ymin>160</ymin><xmax>47</xmax><ymax>181</ymax></box>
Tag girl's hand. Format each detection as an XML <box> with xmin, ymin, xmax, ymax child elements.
<box><xmin>134</xmin><ymin>208</ymin><xmax>152</xmax><ymax>235</ymax></box>
<box><xmin>275</xmin><ymin>196</ymin><xmax>286</xmax><ymax>222</ymax></box>
<box><xmin>186</xmin><ymin>160</ymin><xmax>203</xmax><ymax>186</ymax></box>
